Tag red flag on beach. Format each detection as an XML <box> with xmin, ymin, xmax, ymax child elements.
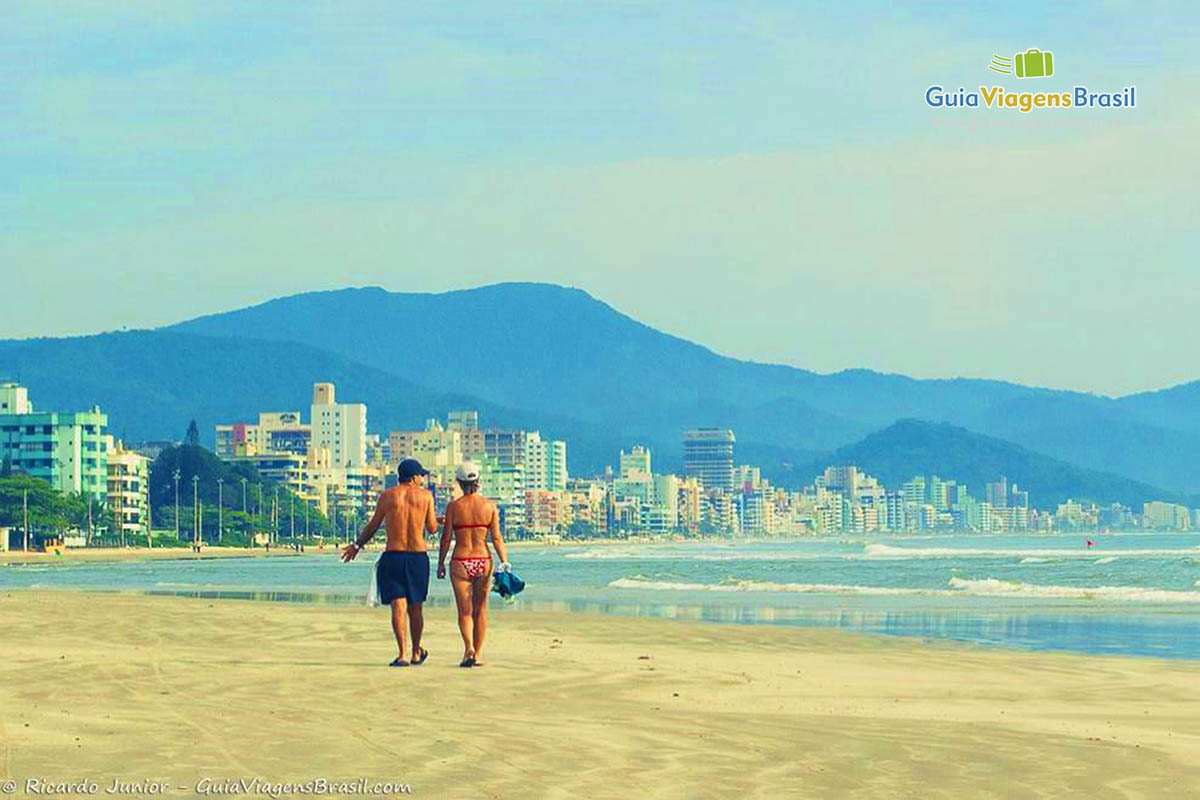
<box><xmin>1086</xmin><ymin>539</ymin><xmax>1095</xmax><ymax>548</ymax></box>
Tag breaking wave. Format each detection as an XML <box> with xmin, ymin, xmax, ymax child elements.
<box><xmin>946</xmin><ymin>578</ymin><xmax>1200</xmax><ymax>603</ymax></box>
<box><xmin>607</xmin><ymin>577</ymin><xmax>946</xmax><ymax>596</ymax></box>
<box><xmin>864</xmin><ymin>544</ymin><xmax>1200</xmax><ymax>560</ymax></box>
<box><xmin>566</xmin><ymin>549</ymin><xmax>828</xmax><ymax>561</ymax></box>
<box><xmin>609</xmin><ymin>576</ymin><xmax>1200</xmax><ymax>603</ymax></box>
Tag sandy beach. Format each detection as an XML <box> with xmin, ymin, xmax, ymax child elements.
<box><xmin>1</xmin><ymin>591</ymin><xmax>1197</xmax><ymax>799</ymax></box>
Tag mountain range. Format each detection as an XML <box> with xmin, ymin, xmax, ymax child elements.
<box><xmin>807</xmin><ymin>420</ymin><xmax>1194</xmax><ymax>509</ymax></box>
<box><xmin>3</xmin><ymin>282</ymin><xmax>1199</xmax><ymax>507</ymax></box>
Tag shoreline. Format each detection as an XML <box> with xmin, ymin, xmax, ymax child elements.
<box><xmin>0</xmin><ymin>530</ymin><xmax>1160</xmax><ymax>567</ymax></box>
<box><xmin>3</xmin><ymin>582</ymin><xmax>1197</xmax><ymax>664</ymax></box>
<box><xmin>0</xmin><ymin>537</ymin><xmax>762</xmax><ymax>566</ymax></box>
<box><xmin>1</xmin><ymin>589</ymin><xmax>1196</xmax><ymax>797</ymax></box>
<box><xmin>0</xmin><ymin>545</ymin><xmax>315</xmax><ymax>566</ymax></box>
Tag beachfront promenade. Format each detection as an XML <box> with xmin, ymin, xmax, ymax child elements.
<box><xmin>1</xmin><ymin>590</ymin><xmax>1196</xmax><ymax>798</ymax></box>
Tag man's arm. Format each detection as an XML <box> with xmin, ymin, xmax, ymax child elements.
<box><xmin>341</xmin><ymin>493</ymin><xmax>388</xmax><ymax>562</ymax></box>
<box><xmin>425</xmin><ymin>489</ymin><xmax>439</xmax><ymax>534</ymax></box>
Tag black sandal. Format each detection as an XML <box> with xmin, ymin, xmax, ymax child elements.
<box><xmin>459</xmin><ymin>657</ymin><xmax>475</xmax><ymax>668</ymax></box>
<box><xmin>389</xmin><ymin>658</ymin><xmax>410</xmax><ymax>667</ymax></box>
<box><xmin>412</xmin><ymin>648</ymin><xmax>429</xmax><ymax>665</ymax></box>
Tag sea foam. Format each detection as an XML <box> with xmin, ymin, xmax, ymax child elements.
<box><xmin>609</xmin><ymin>576</ymin><xmax>1200</xmax><ymax>604</ymax></box>
<box><xmin>607</xmin><ymin>577</ymin><xmax>947</xmax><ymax>596</ymax></box>
<box><xmin>947</xmin><ymin>577</ymin><xmax>1200</xmax><ymax>603</ymax></box>
<box><xmin>864</xmin><ymin>544</ymin><xmax>1200</xmax><ymax>560</ymax></box>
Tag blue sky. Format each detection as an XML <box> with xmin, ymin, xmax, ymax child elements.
<box><xmin>3</xmin><ymin>0</ymin><xmax>1196</xmax><ymax>395</ymax></box>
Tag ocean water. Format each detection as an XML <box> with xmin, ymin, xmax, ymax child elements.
<box><xmin>4</xmin><ymin>532</ymin><xmax>1199</xmax><ymax>659</ymax></box>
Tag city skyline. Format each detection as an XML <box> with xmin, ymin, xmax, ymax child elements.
<box><xmin>5</xmin><ymin>2</ymin><xmax>1197</xmax><ymax>395</ymax></box>
<box><xmin>6</xmin><ymin>377</ymin><xmax>1192</xmax><ymax>543</ymax></box>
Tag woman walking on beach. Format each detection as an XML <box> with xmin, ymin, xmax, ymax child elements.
<box><xmin>437</xmin><ymin>461</ymin><xmax>511</xmax><ymax>667</ymax></box>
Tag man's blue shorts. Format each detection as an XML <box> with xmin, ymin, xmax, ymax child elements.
<box><xmin>376</xmin><ymin>551</ymin><xmax>430</xmax><ymax>604</ymax></box>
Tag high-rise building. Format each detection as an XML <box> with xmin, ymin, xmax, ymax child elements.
<box><xmin>930</xmin><ymin>476</ymin><xmax>956</xmax><ymax>511</ymax></box>
<box><xmin>1144</xmin><ymin>501</ymin><xmax>1190</xmax><ymax>531</ymax></box>
<box><xmin>884</xmin><ymin>490</ymin><xmax>906</xmax><ymax>531</ymax></box>
<box><xmin>677</xmin><ymin>478</ymin><xmax>702</xmax><ymax>532</ymax></box>
<box><xmin>619</xmin><ymin>446</ymin><xmax>651</xmax><ymax>478</ymax></box>
<box><xmin>447</xmin><ymin>410</ymin><xmax>479</xmax><ymax>431</ymax></box>
<box><xmin>737</xmin><ymin>465</ymin><xmax>763</xmax><ymax>491</ymax></box>
<box><xmin>820</xmin><ymin>465</ymin><xmax>862</xmax><ymax>496</ymax></box>
<box><xmin>683</xmin><ymin>428</ymin><xmax>735</xmax><ymax>493</ymax></box>
<box><xmin>986</xmin><ymin>476</ymin><xmax>1009</xmax><ymax>509</ymax></box>
<box><xmin>484</xmin><ymin>429</ymin><xmax>528</xmax><ymax>469</ymax></box>
<box><xmin>447</xmin><ymin>410</ymin><xmax>486</xmax><ymax>458</ymax></box>
<box><xmin>389</xmin><ymin>419</ymin><xmax>463</xmax><ymax>481</ymax></box>
<box><xmin>0</xmin><ymin>383</ymin><xmax>109</xmax><ymax>502</ymax></box>
<box><xmin>523</xmin><ymin>432</ymin><xmax>567</xmax><ymax>493</ymax></box>
<box><xmin>901</xmin><ymin>476</ymin><xmax>927</xmax><ymax>506</ymax></box>
<box><xmin>524</xmin><ymin>490</ymin><xmax>568</xmax><ymax>534</ymax></box>
<box><xmin>106</xmin><ymin>438</ymin><xmax>149</xmax><ymax>539</ymax></box>
<box><xmin>310</xmin><ymin>382</ymin><xmax>367</xmax><ymax>468</ymax></box>
<box><xmin>0</xmin><ymin>383</ymin><xmax>31</xmax><ymax>415</ymax></box>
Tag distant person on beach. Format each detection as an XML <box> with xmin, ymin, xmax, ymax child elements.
<box><xmin>342</xmin><ymin>459</ymin><xmax>437</xmax><ymax>667</ymax></box>
<box><xmin>437</xmin><ymin>461</ymin><xmax>511</xmax><ymax>667</ymax></box>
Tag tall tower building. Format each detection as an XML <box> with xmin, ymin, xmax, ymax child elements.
<box><xmin>447</xmin><ymin>410</ymin><xmax>479</xmax><ymax>431</ymax></box>
<box><xmin>310</xmin><ymin>382</ymin><xmax>367</xmax><ymax>468</ymax></box>
<box><xmin>986</xmin><ymin>476</ymin><xmax>1009</xmax><ymax>509</ymax></box>
<box><xmin>901</xmin><ymin>476</ymin><xmax>927</xmax><ymax>506</ymax></box>
<box><xmin>683</xmin><ymin>428</ymin><xmax>735</xmax><ymax>493</ymax></box>
<box><xmin>0</xmin><ymin>383</ymin><xmax>108</xmax><ymax>502</ymax></box>
<box><xmin>619</xmin><ymin>446</ymin><xmax>651</xmax><ymax>478</ymax></box>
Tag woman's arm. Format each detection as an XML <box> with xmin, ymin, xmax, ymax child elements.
<box><xmin>489</xmin><ymin>504</ymin><xmax>509</xmax><ymax>565</ymax></box>
<box><xmin>437</xmin><ymin>502</ymin><xmax>454</xmax><ymax>579</ymax></box>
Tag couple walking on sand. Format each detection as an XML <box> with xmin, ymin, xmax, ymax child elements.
<box><xmin>341</xmin><ymin>458</ymin><xmax>511</xmax><ymax>668</ymax></box>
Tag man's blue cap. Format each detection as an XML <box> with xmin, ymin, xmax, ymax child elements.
<box><xmin>397</xmin><ymin>458</ymin><xmax>429</xmax><ymax>480</ymax></box>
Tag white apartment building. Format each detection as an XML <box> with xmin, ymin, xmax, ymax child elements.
<box><xmin>524</xmin><ymin>432</ymin><xmax>567</xmax><ymax>493</ymax></box>
<box><xmin>310</xmin><ymin>382</ymin><xmax>367</xmax><ymax>468</ymax></box>
<box><xmin>105</xmin><ymin>438</ymin><xmax>149</xmax><ymax>538</ymax></box>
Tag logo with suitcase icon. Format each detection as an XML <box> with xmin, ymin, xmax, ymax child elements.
<box><xmin>989</xmin><ymin>49</ymin><xmax>1054</xmax><ymax>78</ymax></box>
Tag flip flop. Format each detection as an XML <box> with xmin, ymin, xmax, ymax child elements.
<box><xmin>459</xmin><ymin>657</ymin><xmax>475</xmax><ymax>668</ymax></box>
<box><xmin>412</xmin><ymin>648</ymin><xmax>429</xmax><ymax>666</ymax></box>
<box><xmin>389</xmin><ymin>658</ymin><xmax>410</xmax><ymax>667</ymax></box>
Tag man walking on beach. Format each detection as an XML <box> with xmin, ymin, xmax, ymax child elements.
<box><xmin>342</xmin><ymin>459</ymin><xmax>438</xmax><ymax>667</ymax></box>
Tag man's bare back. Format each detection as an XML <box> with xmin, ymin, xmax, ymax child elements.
<box><xmin>374</xmin><ymin>483</ymin><xmax>438</xmax><ymax>552</ymax></box>
<box><xmin>342</xmin><ymin>482</ymin><xmax>437</xmax><ymax>561</ymax></box>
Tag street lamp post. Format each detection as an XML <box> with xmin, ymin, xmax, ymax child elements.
<box><xmin>289</xmin><ymin>493</ymin><xmax>295</xmax><ymax>541</ymax></box>
<box><xmin>217</xmin><ymin>477</ymin><xmax>224</xmax><ymax>545</ymax></box>
<box><xmin>241</xmin><ymin>477</ymin><xmax>247</xmax><ymax>514</ymax></box>
<box><xmin>23</xmin><ymin>489</ymin><xmax>29</xmax><ymax>552</ymax></box>
<box><xmin>173</xmin><ymin>469</ymin><xmax>181</xmax><ymax>541</ymax></box>
<box><xmin>146</xmin><ymin>465</ymin><xmax>153</xmax><ymax>549</ymax></box>
<box><xmin>192</xmin><ymin>475</ymin><xmax>200</xmax><ymax>551</ymax></box>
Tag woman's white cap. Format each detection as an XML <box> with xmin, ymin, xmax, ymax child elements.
<box><xmin>456</xmin><ymin>460</ymin><xmax>481</xmax><ymax>482</ymax></box>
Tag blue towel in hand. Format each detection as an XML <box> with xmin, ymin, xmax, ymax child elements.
<box><xmin>492</xmin><ymin>569</ymin><xmax>525</xmax><ymax>598</ymax></box>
